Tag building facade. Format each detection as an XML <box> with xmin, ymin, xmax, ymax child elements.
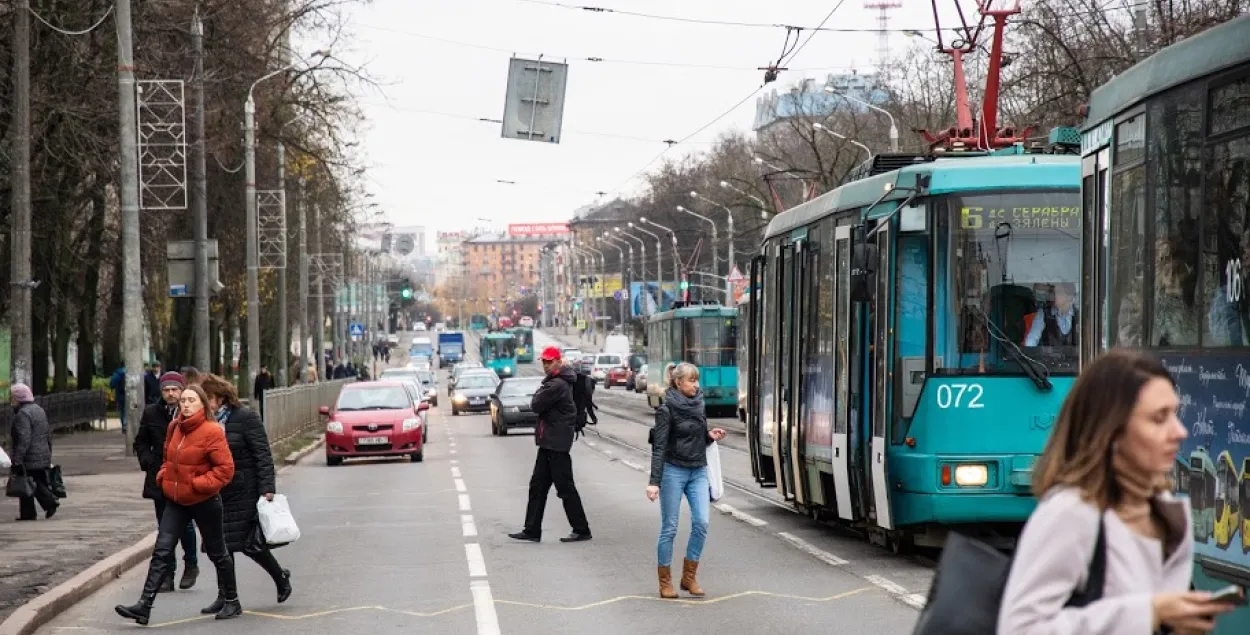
<box><xmin>463</xmin><ymin>224</ymin><xmax>568</xmax><ymax>305</ymax></box>
<box><xmin>752</xmin><ymin>71</ymin><xmax>889</xmax><ymax>134</ymax></box>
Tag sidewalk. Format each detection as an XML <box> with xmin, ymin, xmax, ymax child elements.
<box><xmin>0</xmin><ymin>419</ymin><xmax>153</xmax><ymax>622</ymax></box>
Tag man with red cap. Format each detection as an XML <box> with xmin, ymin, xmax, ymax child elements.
<box><xmin>508</xmin><ymin>346</ymin><xmax>591</xmax><ymax>543</ymax></box>
<box><xmin>133</xmin><ymin>372</ymin><xmax>199</xmax><ymax>592</ymax></box>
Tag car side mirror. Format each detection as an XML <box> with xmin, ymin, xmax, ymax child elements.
<box><xmin>417</xmin><ymin>401</ymin><xmax>430</xmax><ymax>412</ymax></box>
<box><xmin>318</xmin><ymin>406</ymin><xmax>330</xmax><ymax>416</ymax></box>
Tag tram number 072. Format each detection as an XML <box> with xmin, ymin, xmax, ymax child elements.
<box><xmin>935</xmin><ymin>383</ymin><xmax>985</xmax><ymax>409</ymax></box>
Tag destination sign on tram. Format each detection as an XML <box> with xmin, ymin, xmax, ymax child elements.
<box><xmin>959</xmin><ymin>205</ymin><xmax>1082</xmax><ymax>229</ymax></box>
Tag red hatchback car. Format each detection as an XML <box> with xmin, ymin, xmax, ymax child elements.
<box><xmin>321</xmin><ymin>381</ymin><xmax>428</xmax><ymax>466</ymax></box>
<box><xmin>604</xmin><ymin>366</ymin><xmax>629</xmax><ymax>388</ymax></box>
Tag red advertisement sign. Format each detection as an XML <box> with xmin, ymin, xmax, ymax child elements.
<box><xmin>508</xmin><ymin>223</ymin><xmax>569</xmax><ymax>236</ymax></box>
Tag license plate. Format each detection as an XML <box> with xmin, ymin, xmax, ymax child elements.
<box><xmin>357</xmin><ymin>436</ymin><xmax>389</xmax><ymax>445</ymax></box>
<box><xmin>470</xmin><ymin>397</ymin><xmax>484</xmax><ymax>404</ymax></box>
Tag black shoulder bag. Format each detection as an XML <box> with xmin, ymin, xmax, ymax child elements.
<box><xmin>911</xmin><ymin>517</ymin><xmax>1106</xmax><ymax>635</ymax></box>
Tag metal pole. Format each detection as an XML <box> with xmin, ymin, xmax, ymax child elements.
<box><xmin>191</xmin><ymin>10</ymin><xmax>211</xmax><ymax>370</ymax></box>
<box><xmin>10</xmin><ymin>0</ymin><xmax>32</xmax><ymax>389</ymax></box>
<box><xmin>116</xmin><ymin>0</ymin><xmax>144</xmax><ymax>453</ymax></box>
<box><xmin>727</xmin><ymin>213</ymin><xmax>735</xmax><ymax>304</ymax></box>
<box><xmin>312</xmin><ymin>203</ymin><xmax>324</xmax><ymax>381</ymax></box>
<box><xmin>297</xmin><ymin>177</ymin><xmax>308</xmax><ymax>382</ymax></box>
<box><xmin>244</xmin><ymin>96</ymin><xmax>260</xmax><ymax>397</ymax></box>
<box><xmin>277</xmin><ymin>142</ymin><xmax>288</xmax><ymax>386</ymax></box>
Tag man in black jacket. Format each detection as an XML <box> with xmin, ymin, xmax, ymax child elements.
<box><xmin>508</xmin><ymin>346</ymin><xmax>591</xmax><ymax>543</ymax></box>
<box><xmin>133</xmin><ymin>372</ymin><xmax>199</xmax><ymax>592</ymax></box>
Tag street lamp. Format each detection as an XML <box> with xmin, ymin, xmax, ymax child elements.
<box><xmin>614</xmin><ymin>227</ymin><xmax>646</xmax><ymax>287</ymax></box>
<box><xmin>627</xmin><ymin>222</ymin><xmax>664</xmax><ymax>311</ymax></box>
<box><xmin>244</xmin><ymin>49</ymin><xmax>327</xmax><ymax>396</ymax></box>
<box><xmin>813</xmin><ymin>122</ymin><xmax>873</xmax><ymax>161</ymax></box>
<box><xmin>598</xmin><ymin>235</ymin><xmax>628</xmax><ymax>326</ymax></box>
<box><xmin>719</xmin><ymin>180</ymin><xmax>769</xmax><ymax>216</ymax></box>
<box><xmin>677</xmin><ymin>201</ymin><xmax>718</xmax><ymax>281</ymax></box>
<box><xmin>640</xmin><ymin>216</ymin><xmax>679</xmax><ymax>300</ymax></box>
<box><xmin>823</xmin><ymin>84</ymin><xmax>899</xmax><ymax>152</ymax></box>
<box><xmin>690</xmin><ymin>191</ymin><xmax>736</xmax><ymax>304</ymax></box>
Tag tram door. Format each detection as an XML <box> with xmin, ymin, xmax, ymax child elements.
<box><xmin>747</xmin><ymin>256</ymin><xmax>774</xmax><ymax>486</ymax></box>
<box><xmin>868</xmin><ymin>226</ymin><xmax>895</xmax><ymax>529</ymax></box>
<box><xmin>789</xmin><ymin>240</ymin><xmax>815</xmax><ymax>505</ymax></box>
<box><xmin>771</xmin><ymin>242</ymin><xmax>801</xmax><ymax>502</ymax></box>
<box><xmin>830</xmin><ymin>225</ymin><xmax>856</xmax><ymax>520</ymax></box>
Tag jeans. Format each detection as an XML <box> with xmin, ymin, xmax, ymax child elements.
<box><xmin>153</xmin><ymin>499</ymin><xmax>198</xmax><ymax>567</ymax></box>
<box><xmin>657</xmin><ymin>463</ymin><xmax>709</xmax><ymax>567</ymax></box>
<box><xmin>17</xmin><ymin>467</ymin><xmax>59</xmax><ymax>519</ymax></box>
<box><xmin>523</xmin><ymin>448</ymin><xmax>590</xmax><ymax>536</ymax></box>
<box><xmin>140</xmin><ymin>496</ymin><xmax>236</xmax><ymax>600</ymax></box>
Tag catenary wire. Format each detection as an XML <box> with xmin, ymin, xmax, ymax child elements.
<box><xmin>29</xmin><ymin>3</ymin><xmax>115</xmax><ymax>36</ymax></box>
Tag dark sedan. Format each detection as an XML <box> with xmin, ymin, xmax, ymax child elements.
<box><xmin>488</xmin><ymin>377</ymin><xmax>543</xmax><ymax>435</ymax></box>
<box><xmin>450</xmin><ymin>372</ymin><xmax>500</xmax><ymax>415</ymax></box>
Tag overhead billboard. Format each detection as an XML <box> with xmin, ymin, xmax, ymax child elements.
<box><xmin>508</xmin><ymin>223</ymin><xmax>569</xmax><ymax>237</ymax></box>
<box><xmin>630</xmin><ymin>281</ymin><xmax>677</xmax><ymax>317</ymax></box>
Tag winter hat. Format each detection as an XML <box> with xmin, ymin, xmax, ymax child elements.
<box><xmin>159</xmin><ymin>372</ymin><xmax>186</xmax><ymax>389</ymax></box>
<box><xmin>11</xmin><ymin>383</ymin><xmax>34</xmax><ymax>403</ymax></box>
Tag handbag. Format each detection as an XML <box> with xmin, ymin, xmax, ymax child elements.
<box><xmin>0</xmin><ymin>446</ymin><xmax>10</xmax><ymax>469</ymax></box>
<box><xmin>911</xmin><ymin>517</ymin><xmax>1105</xmax><ymax>635</ymax></box>
<box><xmin>47</xmin><ymin>465</ymin><xmax>67</xmax><ymax>498</ymax></box>
<box><xmin>5</xmin><ymin>471</ymin><xmax>36</xmax><ymax>498</ymax></box>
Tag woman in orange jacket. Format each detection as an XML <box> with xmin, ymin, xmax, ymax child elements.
<box><xmin>115</xmin><ymin>384</ymin><xmax>241</xmax><ymax>625</ymax></box>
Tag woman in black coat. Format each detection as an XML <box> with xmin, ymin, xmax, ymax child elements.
<box><xmin>197</xmin><ymin>374</ymin><xmax>292</xmax><ymax>611</ymax></box>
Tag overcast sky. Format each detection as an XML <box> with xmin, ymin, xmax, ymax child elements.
<box><xmin>336</xmin><ymin>0</ymin><xmax>955</xmax><ymax>246</ymax></box>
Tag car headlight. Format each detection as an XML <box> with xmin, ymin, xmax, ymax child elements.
<box><xmin>402</xmin><ymin>418</ymin><xmax>422</xmax><ymax>432</ymax></box>
<box><xmin>326</xmin><ymin>421</ymin><xmax>343</xmax><ymax>434</ymax></box>
<box><xmin>427</xmin><ymin>388</ymin><xmax>437</xmax><ymax>397</ymax></box>
<box><xmin>506</xmin><ymin>407</ymin><xmax>520</xmax><ymax>414</ymax></box>
<box><xmin>453</xmin><ymin>393</ymin><xmax>467</xmax><ymax>403</ymax></box>
<box><xmin>954</xmin><ymin>464</ymin><xmax>989</xmax><ymax>487</ymax></box>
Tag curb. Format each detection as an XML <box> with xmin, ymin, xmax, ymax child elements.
<box><xmin>284</xmin><ymin>434</ymin><xmax>325</xmax><ymax>465</ymax></box>
<box><xmin>0</xmin><ymin>530</ymin><xmax>157</xmax><ymax>635</ymax></box>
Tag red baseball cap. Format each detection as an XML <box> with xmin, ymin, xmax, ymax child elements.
<box><xmin>539</xmin><ymin>346</ymin><xmax>562</xmax><ymax>361</ymax></box>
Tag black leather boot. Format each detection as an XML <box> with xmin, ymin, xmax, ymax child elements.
<box><xmin>251</xmin><ymin>549</ymin><xmax>292</xmax><ymax>604</ymax></box>
<box><xmin>276</xmin><ymin>569</ymin><xmax>292</xmax><ymax>603</ymax></box>
<box><xmin>114</xmin><ymin>594</ymin><xmax>155</xmax><ymax>625</ymax></box>
<box><xmin>200</xmin><ymin>594</ymin><xmax>225</xmax><ymax>615</ymax></box>
<box><xmin>179</xmin><ymin>564</ymin><xmax>199</xmax><ymax>590</ymax></box>
<box><xmin>215</xmin><ymin>598</ymin><xmax>243</xmax><ymax>620</ymax></box>
<box><xmin>212</xmin><ymin>553</ymin><xmax>242</xmax><ymax>620</ymax></box>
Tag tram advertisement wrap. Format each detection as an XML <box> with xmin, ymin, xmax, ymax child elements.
<box><xmin>1161</xmin><ymin>354</ymin><xmax>1250</xmax><ymax>566</ymax></box>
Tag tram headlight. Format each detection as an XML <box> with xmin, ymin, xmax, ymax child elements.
<box><xmin>954</xmin><ymin>464</ymin><xmax>989</xmax><ymax>487</ymax></box>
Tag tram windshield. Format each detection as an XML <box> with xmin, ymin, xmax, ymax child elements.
<box><xmin>482</xmin><ymin>337</ymin><xmax>516</xmax><ymax>360</ymax></box>
<box><xmin>683</xmin><ymin>317</ymin><xmax>737</xmax><ymax>367</ymax></box>
<box><xmin>945</xmin><ymin>190</ymin><xmax>1082</xmax><ymax>375</ymax></box>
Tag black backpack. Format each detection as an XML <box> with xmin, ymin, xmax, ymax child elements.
<box><xmin>572</xmin><ymin>372</ymin><xmax>596</xmax><ymax>426</ymax></box>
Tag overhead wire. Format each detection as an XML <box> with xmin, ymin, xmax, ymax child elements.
<box><xmin>29</xmin><ymin>3</ymin><xmax>115</xmax><ymax>36</ymax></box>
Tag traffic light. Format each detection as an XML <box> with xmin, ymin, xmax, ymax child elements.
<box><xmin>401</xmin><ymin>287</ymin><xmax>412</xmax><ymax>299</ymax></box>
<box><xmin>679</xmin><ymin>279</ymin><xmax>689</xmax><ymax>291</ymax></box>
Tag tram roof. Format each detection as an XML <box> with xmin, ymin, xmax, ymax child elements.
<box><xmin>763</xmin><ymin>154</ymin><xmax>1079</xmax><ymax>241</ymax></box>
<box><xmin>648</xmin><ymin>304</ymin><xmax>738</xmax><ymax>320</ymax></box>
<box><xmin>1082</xmin><ymin>15</ymin><xmax>1250</xmax><ymax>129</ymax></box>
<box><xmin>483</xmin><ymin>332</ymin><xmax>515</xmax><ymax>339</ymax></box>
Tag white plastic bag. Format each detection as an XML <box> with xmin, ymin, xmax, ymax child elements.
<box><xmin>706</xmin><ymin>441</ymin><xmax>724</xmax><ymax>502</ymax></box>
<box><xmin>257</xmin><ymin>495</ymin><xmax>301</xmax><ymax>545</ymax></box>
<box><xmin>0</xmin><ymin>446</ymin><xmax>10</xmax><ymax>469</ymax></box>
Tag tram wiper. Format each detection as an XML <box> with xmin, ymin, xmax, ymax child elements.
<box><xmin>1000</xmin><ymin>340</ymin><xmax>1053</xmax><ymax>392</ymax></box>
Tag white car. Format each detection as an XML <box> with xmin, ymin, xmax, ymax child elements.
<box><xmin>591</xmin><ymin>354</ymin><xmax>623</xmax><ymax>383</ymax></box>
<box><xmin>519</xmin><ymin>316</ymin><xmax>534</xmax><ymax>327</ymax></box>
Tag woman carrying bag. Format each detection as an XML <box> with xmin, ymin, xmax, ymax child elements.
<box><xmin>646</xmin><ymin>363</ymin><xmax>726</xmax><ymax>599</ymax></box>
<box><xmin>198</xmin><ymin>374</ymin><xmax>292</xmax><ymax>611</ymax></box>
<box><xmin>8</xmin><ymin>383</ymin><xmax>59</xmax><ymax>520</ymax></box>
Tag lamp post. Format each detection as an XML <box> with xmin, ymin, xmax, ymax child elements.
<box><xmin>690</xmin><ymin>191</ymin><xmax>736</xmax><ymax>304</ymax></box>
<box><xmin>598</xmin><ymin>235</ymin><xmax>627</xmax><ymax>327</ymax></box>
<box><xmin>813</xmin><ymin>123</ymin><xmax>874</xmax><ymax>165</ymax></box>
<box><xmin>823</xmin><ymin>84</ymin><xmax>899</xmax><ymax>152</ymax></box>
<box><xmin>719</xmin><ymin>180</ymin><xmax>770</xmax><ymax>217</ymax></box>
<box><xmin>614</xmin><ymin>227</ymin><xmax>646</xmax><ymax>286</ymax></box>
<box><xmin>629</xmin><ymin>222</ymin><xmax>663</xmax><ymax>311</ymax></box>
<box><xmin>640</xmin><ymin>217</ymin><xmax>679</xmax><ymax>302</ymax></box>
<box><xmin>676</xmin><ymin>201</ymin><xmax>717</xmax><ymax>280</ymax></box>
<box><xmin>244</xmin><ymin>50</ymin><xmax>326</xmax><ymax>396</ymax></box>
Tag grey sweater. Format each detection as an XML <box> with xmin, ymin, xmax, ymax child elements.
<box><xmin>998</xmin><ymin>486</ymin><xmax>1192</xmax><ymax>635</ymax></box>
<box><xmin>11</xmin><ymin>403</ymin><xmax>52</xmax><ymax>470</ymax></box>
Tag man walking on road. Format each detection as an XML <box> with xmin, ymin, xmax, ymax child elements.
<box><xmin>508</xmin><ymin>346</ymin><xmax>592</xmax><ymax>543</ymax></box>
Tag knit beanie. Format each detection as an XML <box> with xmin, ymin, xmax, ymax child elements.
<box><xmin>159</xmin><ymin>372</ymin><xmax>186</xmax><ymax>390</ymax></box>
<box><xmin>11</xmin><ymin>383</ymin><xmax>34</xmax><ymax>403</ymax></box>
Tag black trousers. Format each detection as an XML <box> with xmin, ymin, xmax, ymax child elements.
<box><xmin>153</xmin><ymin>499</ymin><xmax>198</xmax><ymax>567</ymax></box>
<box><xmin>141</xmin><ymin>496</ymin><xmax>236</xmax><ymax>600</ymax></box>
<box><xmin>239</xmin><ymin>544</ymin><xmax>286</xmax><ymax>583</ymax></box>
<box><xmin>17</xmin><ymin>468</ymin><xmax>58</xmax><ymax>520</ymax></box>
<box><xmin>523</xmin><ymin>448</ymin><xmax>590</xmax><ymax>536</ymax></box>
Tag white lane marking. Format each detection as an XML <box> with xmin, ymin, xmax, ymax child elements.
<box><xmin>902</xmin><ymin>593</ymin><xmax>928</xmax><ymax>610</ymax></box>
<box><xmin>451</xmin><ymin>459</ymin><xmax>459</xmax><ymax>464</ymax></box>
<box><xmin>865</xmin><ymin>574</ymin><xmax>909</xmax><ymax>596</ymax></box>
<box><xmin>713</xmin><ymin>503</ymin><xmax>768</xmax><ymax>527</ymax></box>
<box><xmin>459</xmin><ymin>494</ymin><xmax>472</xmax><ymax>511</ymax></box>
<box><xmin>455</xmin><ymin>479</ymin><xmax>467</xmax><ymax>493</ymax></box>
<box><xmin>451</xmin><ymin>466</ymin><xmax>462</xmax><ymax>478</ymax></box>
<box><xmin>470</xmin><ymin>579</ymin><xmax>502</xmax><ymax>635</ymax></box>
<box><xmin>602</xmin><ymin>449</ymin><xmax>613</xmax><ymax>456</ymax></box>
<box><xmin>621</xmin><ymin>459</ymin><xmax>644</xmax><ymax>471</ymax></box>
<box><xmin>777</xmin><ymin>532</ymin><xmax>848</xmax><ymax>566</ymax></box>
<box><xmin>462</xmin><ymin>514</ymin><xmax>478</xmax><ymax>537</ymax></box>
<box><xmin>465</xmin><ymin>543</ymin><xmax>488</xmax><ymax>577</ymax></box>
<box><xmin>451</xmin><ymin>449</ymin><xmax>458</xmax><ymax>455</ymax></box>
<box><xmin>585</xmin><ymin>441</ymin><xmax>597</xmax><ymax>447</ymax></box>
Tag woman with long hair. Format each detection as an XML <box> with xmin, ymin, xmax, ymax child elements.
<box><xmin>197</xmin><ymin>374</ymin><xmax>292</xmax><ymax>612</ymax></box>
<box><xmin>999</xmin><ymin>348</ymin><xmax>1239</xmax><ymax>634</ymax></box>
<box><xmin>115</xmin><ymin>385</ymin><xmax>239</xmax><ymax>624</ymax></box>
<box><xmin>646</xmin><ymin>362</ymin><xmax>727</xmax><ymax>599</ymax></box>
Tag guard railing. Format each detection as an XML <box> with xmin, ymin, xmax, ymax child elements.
<box><xmin>260</xmin><ymin>379</ymin><xmax>353</xmax><ymax>446</ymax></box>
<box><xmin>0</xmin><ymin>390</ymin><xmax>108</xmax><ymax>438</ymax></box>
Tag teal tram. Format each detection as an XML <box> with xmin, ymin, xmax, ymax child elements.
<box><xmin>643</xmin><ymin>303</ymin><xmax>739</xmax><ymax>416</ymax></box>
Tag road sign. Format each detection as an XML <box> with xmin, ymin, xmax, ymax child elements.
<box><xmin>349</xmin><ymin>322</ymin><xmax>364</xmax><ymax>337</ymax></box>
<box><xmin>613</xmin><ymin>289</ymin><xmax>629</xmax><ymax>301</ymax></box>
<box><xmin>169</xmin><ymin>284</ymin><xmax>189</xmax><ymax>297</ymax></box>
<box><xmin>727</xmin><ymin>265</ymin><xmax>745</xmax><ymax>282</ymax></box>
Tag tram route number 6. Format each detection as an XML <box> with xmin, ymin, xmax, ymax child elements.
<box><xmin>1227</xmin><ymin>259</ymin><xmax>1243</xmax><ymax>304</ymax></box>
<box><xmin>935</xmin><ymin>383</ymin><xmax>985</xmax><ymax>409</ymax></box>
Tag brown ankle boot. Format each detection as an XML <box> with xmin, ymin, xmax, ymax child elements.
<box><xmin>657</xmin><ymin>566</ymin><xmax>678</xmax><ymax>599</ymax></box>
<box><xmin>680</xmin><ymin>559</ymin><xmax>704</xmax><ymax>596</ymax></box>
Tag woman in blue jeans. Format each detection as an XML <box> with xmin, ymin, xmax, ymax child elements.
<box><xmin>646</xmin><ymin>363</ymin><xmax>726</xmax><ymax>599</ymax></box>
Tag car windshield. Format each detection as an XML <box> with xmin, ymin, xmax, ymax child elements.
<box><xmin>458</xmin><ymin>375</ymin><xmax>498</xmax><ymax>389</ymax></box>
<box><xmin>499</xmin><ymin>379</ymin><xmax>542</xmax><ymax>397</ymax></box>
<box><xmin>336</xmin><ymin>386</ymin><xmax>410</xmax><ymax>411</ymax></box>
<box><xmin>596</xmin><ymin>355</ymin><xmax>621</xmax><ymax>365</ymax></box>
<box><xmin>415</xmin><ymin>371</ymin><xmax>434</xmax><ymax>384</ymax></box>
<box><xmin>380</xmin><ymin>370</ymin><xmax>417</xmax><ymax>381</ymax></box>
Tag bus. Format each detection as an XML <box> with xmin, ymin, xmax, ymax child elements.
<box><xmin>479</xmin><ymin>332</ymin><xmax>517</xmax><ymax>378</ymax></box>
<box><xmin>643</xmin><ymin>304</ymin><xmax>738</xmax><ymax>416</ymax></box>
<box><xmin>512</xmin><ymin>326</ymin><xmax>535</xmax><ymax>363</ymax></box>
<box><xmin>1079</xmin><ymin>14</ymin><xmax>1250</xmax><ymax>626</ymax></box>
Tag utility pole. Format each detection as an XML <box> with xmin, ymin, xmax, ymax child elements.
<box><xmin>297</xmin><ymin>177</ymin><xmax>309</xmax><ymax>382</ymax></box>
<box><xmin>116</xmin><ymin>0</ymin><xmax>145</xmax><ymax>452</ymax></box>
<box><xmin>10</xmin><ymin>0</ymin><xmax>32</xmax><ymax>388</ymax></box>
<box><xmin>243</xmin><ymin>96</ymin><xmax>260</xmax><ymax>397</ymax></box>
<box><xmin>191</xmin><ymin>10</ymin><xmax>210</xmax><ymax>370</ymax></box>
<box><xmin>276</xmin><ymin>141</ymin><xmax>289</xmax><ymax>386</ymax></box>
<box><xmin>312</xmin><ymin>202</ymin><xmax>325</xmax><ymax>379</ymax></box>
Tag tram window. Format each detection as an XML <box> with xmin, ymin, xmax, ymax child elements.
<box><xmin>1116</xmin><ymin>114</ymin><xmax>1145</xmax><ymax>165</ymax></box>
<box><xmin>1210</xmin><ymin>76</ymin><xmax>1250</xmax><ymax>137</ymax></box>
<box><xmin>1148</xmin><ymin>86</ymin><xmax>1203</xmax><ymax>346</ymax></box>
<box><xmin>1109</xmin><ymin>167</ymin><xmax>1146</xmax><ymax>347</ymax></box>
<box><xmin>1200</xmin><ymin>137</ymin><xmax>1250</xmax><ymax>347</ymax></box>
<box><xmin>684</xmin><ymin>317</ymin><xmax>737</xmax><ymax>367</ymax></box>
<box><xmin>944</xmin><ymin>190</ymin><xmax>1081</xmax><ymax>374</ymax></box>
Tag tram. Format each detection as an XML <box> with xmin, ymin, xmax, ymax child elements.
<box><xmin>468</xmin><ymin>314</ymin><xmax>489</xmax><ymax>331</ymax></box>
<box><xmin>479</xmin><ymin>332</ymin><xmax>517</xmax><ymax>378</ymax></box>
<box><xmin>643</xmin><ymin>303</ymin><xmax>739</xmax><ymax>415</ymax></box>
<box><xmin>736</xmin><ymin>291</ymin><xmax>752</xmax><ymax>424</ymax></box>
<box><xmin>1079</xmin><ymin>13</ymin><xmax>1250</xmax><ymax>627</ymax></box>
<box><xmin>512</xmin><ymin>326</ymin><xmax>535</xmax><ymax>363</ymax></box>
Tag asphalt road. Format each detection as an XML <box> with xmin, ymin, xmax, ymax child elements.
<box><xmin>32</xmin><ymin>330</ymin><xmax>924</xmax><ymax>635</ymax></box>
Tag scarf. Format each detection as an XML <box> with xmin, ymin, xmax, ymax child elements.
<box><xmin>663</xmin><ymin>386</ymin><xmax>706</xmax><ymax>425</ymax></box>
<box><xmin>214</xmin><ymin>405</ymin><xmax>232</xmax><ymax>427</ymax></box>
<box><xmin>176</xmin><ymin>407</ymin><xmax>208</xmax><ymax>433</ymax></box>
